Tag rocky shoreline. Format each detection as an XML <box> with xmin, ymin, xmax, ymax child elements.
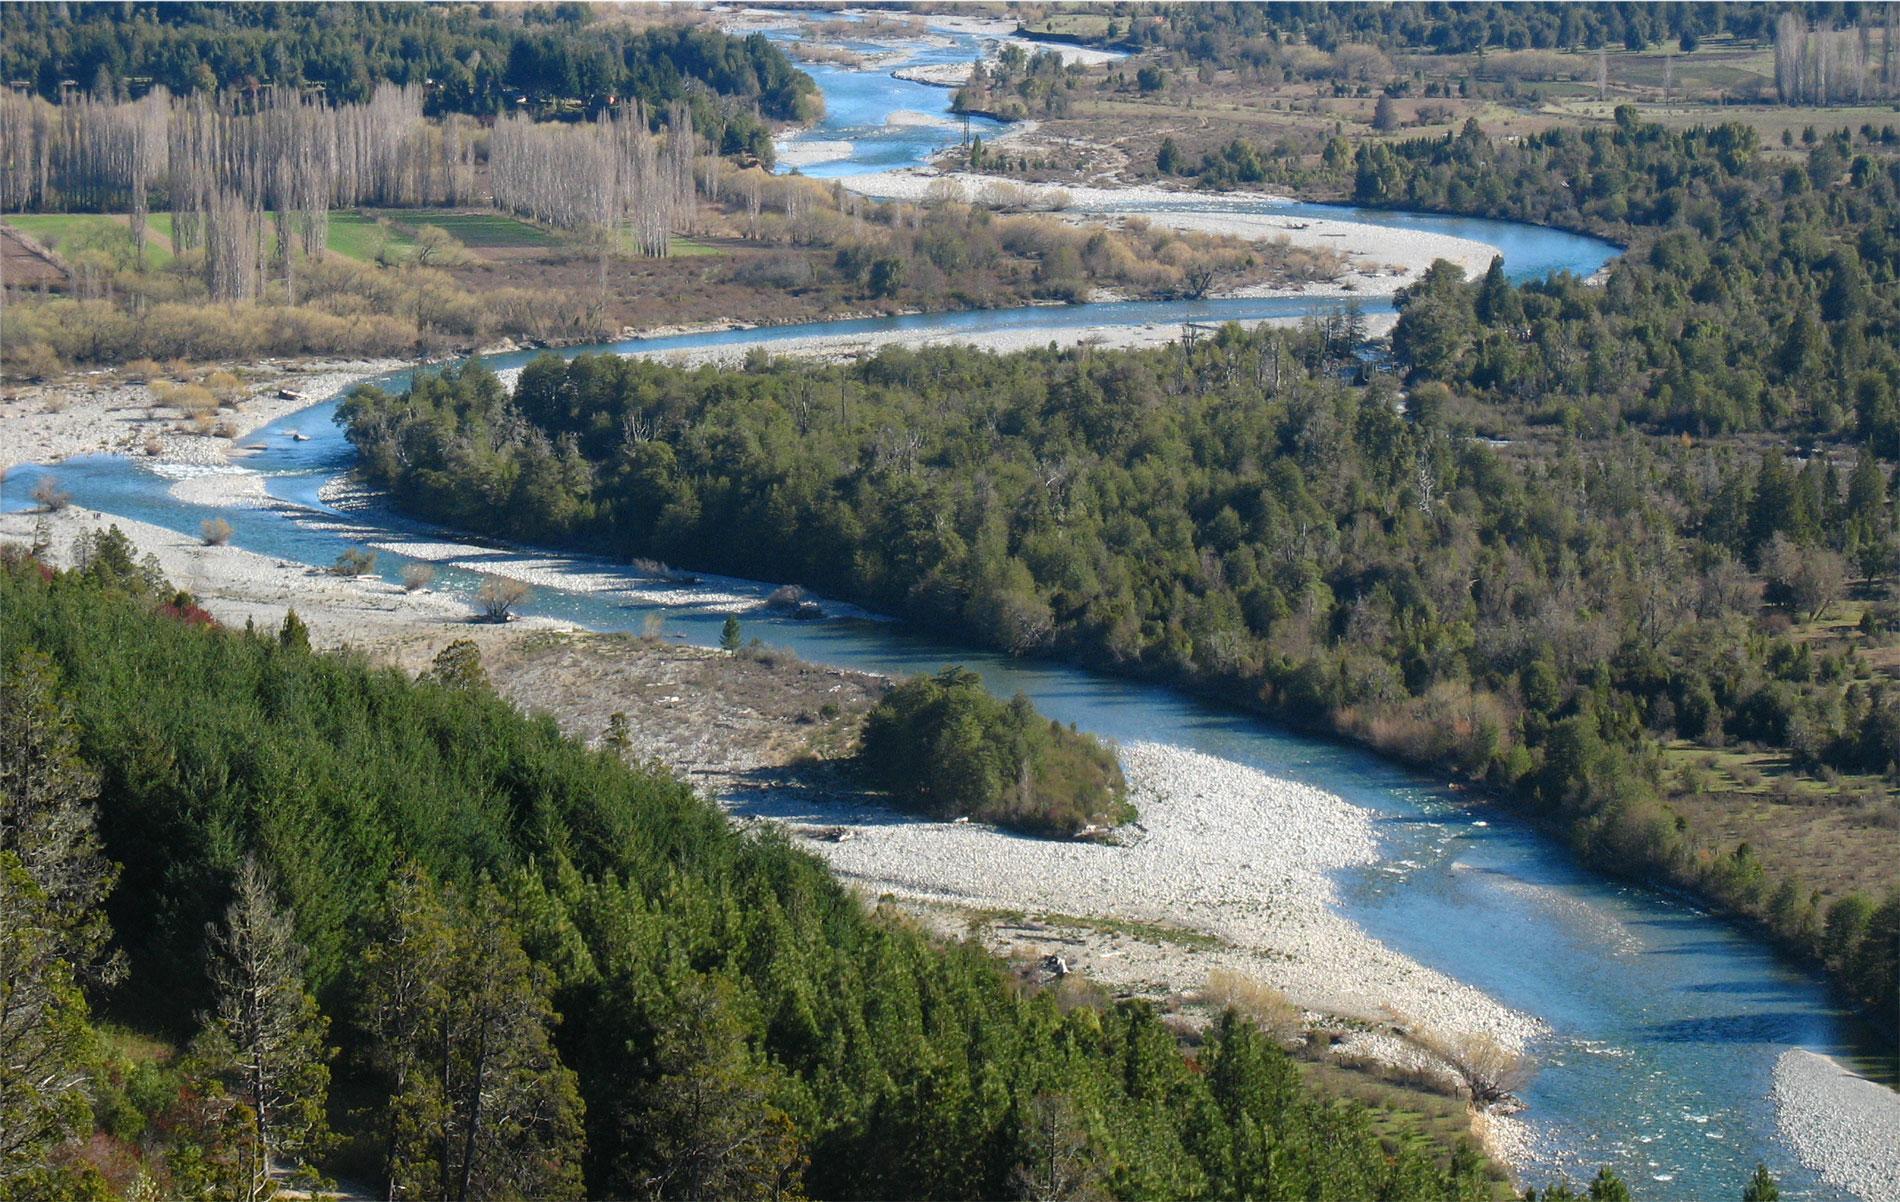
<box><xmin>1772</xmin><ymin>1050</ymin><xmax>1900</xmax><ymax>1202</ymax></box>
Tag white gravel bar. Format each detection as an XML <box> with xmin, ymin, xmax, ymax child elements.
<box><xmin>735</xmin><ymin>739</ymin><xmax>1541</xmax><ymax>1050</ymax></box>
<box><xmin>1772</xmin><ymin>1050</ymin><xmax>1900</xmax><ymax>1202</ymax></box>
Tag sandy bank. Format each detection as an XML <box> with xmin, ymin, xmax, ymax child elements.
<box><xmin>835</xmin><ymin>168</ymin><xmax>1498</xmax><ymax>295</ymax></box>
<box><xmin>776</xmin><ymin>139</ymin><xmax>857</xmax><ymax>170</ymax></box>
<box><xmin>1772</xmin><ymin>1050</ymin><xmax>1900</xmax><ymax>1202</ymax></box>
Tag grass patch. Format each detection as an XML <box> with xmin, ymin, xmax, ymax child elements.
<box><xmin>325</xmin><ymin>211</ymin><xmax>416</xmax><ymax>262</ymax></box>
<box><xmin>1024</xmin><ymin>12</ymin><xmax>1117</xmax><ymax>40</ymax></box>
<box><xmin>1292</xmin><ymin>1058</ymin><xmax>1513</xmax><ymax>1197</ymax></box>
<box><xmin>606</xmin><ymin>230</ymin><xmax>726</xmax><ymax>258</ymax></box>
<box><xmin>393</xmin><ymin>209</ymin><xmax>554</xmax><ymax>248</ymax></box>
<box><xmin>978</xmin><ymin>907</ymin><xmax>1228</xmax><ymax>952</ymax></box>
<box><xmin>3</xmin><ymin>213</ymin><xmax>175</xmax><ymax>268</ymax></box>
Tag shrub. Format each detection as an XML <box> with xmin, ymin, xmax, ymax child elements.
<box><xmin>400</xmin><ymin>563</ymin><xmax>436</xmax><ymax>592</ymax></box>
<box><xmin>1203</xmin><ymin>968</ymin><xmax>1304</xmax><ymax>1044</ymax></box>
<box><xmin>1410</xmin><ymin>1029</ymin><xmax>1531</xmax><ymax>1109</ymax></box>
<box><xmin>478</xmin><ymin>574</ymin><xmax>531</xmax><ymax>621</ymax></box>
<box><xmin>32</xmin><ymin>477</ymin><xmax>71</xmax><ymax>511</ymax></box>
<box><xmin>764</xmin><ymin>584</ymin><xmax>806</xmax><ymax>610</ymax></box>
<box><xmin>331</xmin><ymin>547</ymin><xmax>378</xmax><ymax>576</ymax></box>
<box><xmin>169</xmin><ymin>383</ymin><xmax>219</xmax><ymax>417</ymax></box>
<box><xmin>203</xmin><ymin>370</ymin><xmax>244</xmax><ymax>404</ymax></box>
<box><xmin>200</xmin><ymin>518</ymin><xmax>233</xmax><ymax>546</ymax></box>
<box><xmin>857</xmin><ymin>665</ymin><xmax>1131</xmax><ymax>836</ymax></box>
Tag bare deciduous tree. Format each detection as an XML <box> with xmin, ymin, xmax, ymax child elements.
<box><xmin>1010</xmin><ymin>1093</ymin><xmax>1107</xmax><ymax>1202</ymax></box>
<box><xmin>1414</xmin><ymin>1029</ymin><xmax>1531</xmax><ymax>1109</ymax></box>
<box><xmin>478</xmin><ymin>574</ymin><xmax>532</xmax><ymax>621</ymax></box>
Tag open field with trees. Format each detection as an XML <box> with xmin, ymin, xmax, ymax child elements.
<box><xmin>944</xmin><ymin>3</ymin><xmax>1900</xmax><ymax>198</ymax></box>
<box><xmin>0</xmin><ymin>60</ymin><xmax>1314</xmax><ymax>384</ymax></box>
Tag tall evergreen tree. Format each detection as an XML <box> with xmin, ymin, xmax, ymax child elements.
<box><xmin>622</xmin><ymin>973</ymin><xmax>803</xmax><ymax>1201</ymax></box>
<box><xmin>201</xmin><ymin>855</ymin><xmax>333</xmax><ymax>1202</ymax></box>
<box><xmin>0</xmin><ymin>650</ymin><xmax>118</xmax><ymax>979</ymax></box>
<box><xmin>0</xmin><ymin>651</ymin><xmax>118</xmax><ymax>1193</ymax></box>
<box><xmin>365</xmin><ymin>877</ymin><xmax>585</xmax><ymax>1202</ymax></box>
<box><xmin>0</xmin><ymin>854</ymin><xmax>94</xmax><ymax>1193</ymax></box>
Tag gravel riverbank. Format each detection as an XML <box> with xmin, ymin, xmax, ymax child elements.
<box><xmin>734</xmin><ymin>737</ymin><xmax>1543</xmax><ymax>1052</ymax></box>
<box><xmin>1</xmin><ymin>358</ymin><xmax>402</xmax><ymax>474</ymax></box>
<box><xmin>1772</xmin><ymin>1050</ymin><xmax>1900</xmax><ymax>1202</ymax></box>
<box><xmin>832</xmin><ymin>169</ymin><xmax>1500</xmax><ymax>294</ymax></box>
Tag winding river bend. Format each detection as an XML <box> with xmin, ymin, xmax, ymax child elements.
<box><xmin>7</xmin><ymin>15</ymin><xmax>1895</xmax><ymax>1200</ymax></box>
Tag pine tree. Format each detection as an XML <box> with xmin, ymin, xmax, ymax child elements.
<box><xmin>0</xmin><ymin>650</ymin><xmax>118</xmax><ymax>977</ymax></box>
<box><xmin>364</xmin><ymin>877</ymin><xmax>584</xmax><ymax>1202</ymax></box>
<box><xmin>278</xmin><ymin>609</ymin><xmax>311</xmax><ymax>654</ymax></box>
<box><xmin>622</xmin><ymin>973</ymin><xmax>803</xmax><ymax>1200</ymax></box>
<box><xmin>1588</xmin><ymin>1166</ymin><xmax>1633</xmax><ymax>1202</ymax></box>
<box><xmin>1156</xmin><ymin>135</ymin><xmax>1181</xmax><ymax>174</ymax></box>
<box><xmin>358</xmin><ymin>865</ymin><xmax>458</xmax><ymax>1202</ymax></box>
<box><xmin>1372</xmin><ymin>93</ymin><xmax>1400</xmax><ymax>132</ymax></box>
<box><xmin>202</xmin><ymin>855</ymin><xmax>333</xmax><ymax>1202</ymax></box>
<box><xmin>0</xmin><ymin>651</ymin><xmax>121</xmax><ymax>1189</ymax></box>
<box><xmin>721</xmin><ymin>615</ymin><xmax>742</xmax><ymax>653</ymax></box>
<box><xmin>0</xmin><ymin>854</ymin><xmax>94</xmax><ymax>1191</ymax></box>
<box><xmin>1742</xmin><ymin>1162</ymin><xmax>1781</xmax><ymax>1201</ymax></box>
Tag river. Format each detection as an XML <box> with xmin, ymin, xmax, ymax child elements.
<box><xmin>5</xmin><ymin>14</ymin><xmax>1894</xmax><ymax>1200</ymax></box>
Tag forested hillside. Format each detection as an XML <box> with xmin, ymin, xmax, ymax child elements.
<box><xmin>0</xmin><ymin>544</ymin><xmax>1504</xmax><ymax>1200</ymax></box>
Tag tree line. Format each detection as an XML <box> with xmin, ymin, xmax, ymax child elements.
<box><xmin>0</xmin><ymin>3</ymin><xmax>818</xmax><ymax>124</ymax></box>
<box><xmin>1358</xmin><ymin>114</ymin><xmax>1900</xmax><ymax>448</ymax></box>
<box><xmin>2</xmin><ymin>538</ymin><xmax>1526</xmax><ymax>1200</ymax></box>
<box><xmin>1773</xmin><ymin>9</ymin><xmax>1900</xmax><ymax>105</ymax></box>
<box><xmin>1120</xmin><ymin>2</ymin><xmax>1787</xmax><ymax>59</ymax></box>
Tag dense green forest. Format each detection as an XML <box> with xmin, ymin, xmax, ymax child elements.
<box><xmin>1367</xmin><ymin>118</ymin><xmax>1900</xmax><ymax>446</ymax></box>
<box><xmin>1162</xmin><ymin>114</ymin><xmax>1900</xmax><ymax>446</ymax></box>
<box><xmin>858</xmin><ymin>666</ymin><xmax>1133</xmax><ymax>836</ymax></box>
<box><xmin>1</xmin><ymin>542</ymin><xmax>1525</xmax><ymax>1200</ymax></box>
<box><xmin>341</xmin><ymin>314</ymin><xmax>1899</xmax><ymax>1038</ymax></box>
<box><xmin>0</xmin><ymin>2</ymin><xmax>819</xmax><ymax>122</ymax></box>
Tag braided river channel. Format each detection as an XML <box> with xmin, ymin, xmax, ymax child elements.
<box><xmin>7</xmin><ymin>11</ymin><xmax>1894</xmax><ymax>1198</ymax></box>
